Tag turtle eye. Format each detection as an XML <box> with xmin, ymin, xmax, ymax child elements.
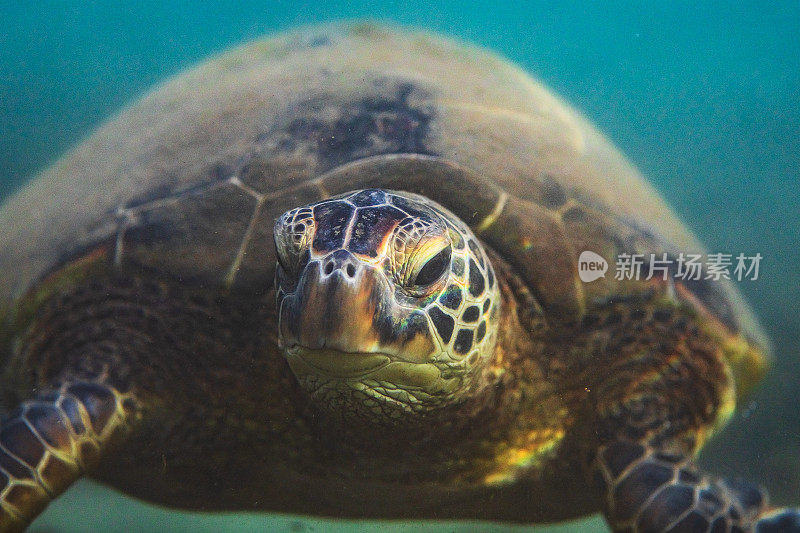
<box><xmin>411</xmin><ymin>246</ymin><xmax>451</xmax><ymax>288</ymax></box>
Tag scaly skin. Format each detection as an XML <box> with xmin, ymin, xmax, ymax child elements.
<box><xmin>274</xmin><ymin>190</ymin><xmax>504</xmax><ymax>423</ymax></box>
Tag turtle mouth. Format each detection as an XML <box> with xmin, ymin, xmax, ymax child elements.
<box><xmin>285</xmin><ymin>345</ymin><xmax>391</xmax><ymax>379</ymax></box>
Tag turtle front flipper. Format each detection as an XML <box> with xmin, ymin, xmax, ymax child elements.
<box><xmin>589</xmin><ymin>299</ymin><xmax>800</xmax><ymax>532</ymax></box>
<box><xmin>0</xmin><ymin>274</ymin><xmax>185</xmax><ymax>531</ymax></box>
<box><xmin>0</xmin><ymin>381</ymin><xmax>138</xmax><ymax>532</ymax></box>
<box><xmin>596</xmin><ymin>440</ymin><xmax>800</xmax><ymax>532</ymax></box>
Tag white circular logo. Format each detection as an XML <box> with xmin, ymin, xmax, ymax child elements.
<box><xmin>578</xmin><ymin>251</ymin><xmax>608</xmax><ymax>282</ymax></box>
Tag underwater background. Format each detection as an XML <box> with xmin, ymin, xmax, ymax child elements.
<box><xmin>1</xmin><ymin>1</ymin><xmax>797</xmax><ymax>531</ymax></box>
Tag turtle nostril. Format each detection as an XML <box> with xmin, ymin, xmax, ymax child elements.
<box><xmin>345</xmin><ymin>264</ymin><xmax>356</xmax><ymax>278</ymax></box>
<box><xmin>324</xmin><ymin>262</ymin><xmax>334</xmax><ymax>275</ymax></box>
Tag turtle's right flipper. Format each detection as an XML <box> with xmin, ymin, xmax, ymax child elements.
<box><xmin>596</xmin><ymin>440</ymin><xmax>800</xmax><ymax>532</ymax></box>
<box><xmin>0</xmin><ymin>381</ymin><xmax>137</xmax><ymax>532</ymax></box>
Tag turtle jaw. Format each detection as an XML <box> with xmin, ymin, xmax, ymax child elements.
<box><xmin>284</xmin><ymin>346</ymin><xmax>391</xmax><ymax>379</ymax></box>
<box><xmin>283</xmin><ymin>344</ymin><xmax>452</xmax><ymax>397</ymax></box>
<box><xmin>282</xmin><ymin>344</ymin><xmax>462</xmax><ymax>423</ymax></box>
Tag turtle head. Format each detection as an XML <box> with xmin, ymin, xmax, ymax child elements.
<box><xmin>274</xmin><ymin>189</ymin><xmax>500</xmax><ymax>423</ymax></box>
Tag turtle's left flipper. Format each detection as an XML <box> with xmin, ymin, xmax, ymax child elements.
<box><xmin>0</xmin><ymin>381</ymin><xmax>137</xmax><ymax>532</ymax></box>
<box><xmin>596</xmin><ymin>440</ymin><xmax>800</xmax><ymax>532</ymax></box>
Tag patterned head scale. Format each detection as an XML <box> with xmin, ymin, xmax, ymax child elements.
<box><xmin>274</xmin><ymin>189</ymin><xmax>500</xmax><ymax>422</ymax></box>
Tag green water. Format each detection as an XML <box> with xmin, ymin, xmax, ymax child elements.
<box><xmin>29</xmin><ymin>480</ymin><xmax>605</xmax><ymax>532</ymax></box>
<box><xmin>2</xmin><ymin>2</ymin><xmax>798</xmax><ymax>531</ymax></box>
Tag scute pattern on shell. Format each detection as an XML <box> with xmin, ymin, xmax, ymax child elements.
<box><xmin>0</xmin><ymin>21</ymin><xmax>768</xmax><ymax>446</ymax></box>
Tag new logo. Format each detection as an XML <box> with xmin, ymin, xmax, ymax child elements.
<box><xmin>578</xmin><ymin>251</ymin><xmax>608</xmax><ymax>282</ymax></box>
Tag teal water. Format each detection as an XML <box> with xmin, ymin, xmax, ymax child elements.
<box><xmin>1</xmin><ymin>2</ymin><xmax>798</xmax><ymax>532</ymax></box>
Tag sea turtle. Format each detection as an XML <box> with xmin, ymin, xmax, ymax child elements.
<box><xmin>0</xmin><ymin>23</ymin><xmax>797</xmax><ymax>533</ymax></box>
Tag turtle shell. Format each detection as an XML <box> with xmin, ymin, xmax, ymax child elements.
<box><xmin>0</xmin><ymin>23</ymin><xmax>768</xmax><ymax>394</ymax></box>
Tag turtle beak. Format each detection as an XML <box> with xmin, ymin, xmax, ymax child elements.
<box><xmin>277</xmin><ymin>249</ymin><xmax>437</xmax><ymax>365</ymax></box>
<box><xmin>280</xmin><ymin>250</ymin><xmax>384</xmax><ymax>353</ymax></box>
